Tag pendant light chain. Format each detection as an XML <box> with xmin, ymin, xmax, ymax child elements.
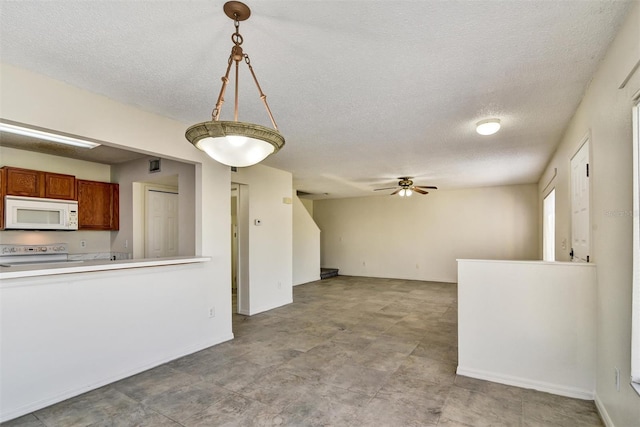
<box><xmin>210</xmin><ymin>11</ymin><xmax>278</xmax><ymax>130</ymax></box>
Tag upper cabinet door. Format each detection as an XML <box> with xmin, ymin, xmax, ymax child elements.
<box><xmin>77</xmin><ymin>180</ymin><xmax>119</xmax><ymax>230</ymax></box>
<box><xmin>2</xmin><ymin>167</ymin><xmax>76</xmax><ymax>200</ymax></box>
<box><xmin>4</xmin><ymin>167</ymin><xmax>44</xmax><ymax>197</ymax></box>
<box><xmin>44</xmin><ymin>172</ymin><xmax>76</xmax><ymax>200</ymax></box>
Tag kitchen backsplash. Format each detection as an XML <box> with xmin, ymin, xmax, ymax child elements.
<box><xmin>68</xmin><ymin>252</ymin><xmax>132</xmax><ymax>261</ymax></box>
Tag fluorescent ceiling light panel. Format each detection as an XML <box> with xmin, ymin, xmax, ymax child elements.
<box><xmin>0</xmin><ymin>122</ymin><xmax>101</xmax><ymax>149</ymax></box>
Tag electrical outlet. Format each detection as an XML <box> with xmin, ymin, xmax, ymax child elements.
<box><xmin>209</xmin><ymin>307</ymin><xmax>215</xmax><ymax>318</ymax></box>
<box><xmin>125</xmin><ymin>239</ymin><xmax>129</xmax><ymax>248</ymax></box>
<box><xmin>615</xmin><ymin>367</ymin><xmax>620</xmax><ymax>391</ymax></box>
<box><xmin>80</xmin><ymin>240</ymin><xmax>87</xmax><ymax>248</ymax></box>
<box><xmin>277</xmin><ymin>281</ymin><xmax>282</xmax><ymax>289</ymax></box>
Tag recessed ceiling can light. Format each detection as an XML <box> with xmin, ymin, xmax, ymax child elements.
<box><xmin>476</xmin><ymin>119</ymin><xmax>501</xmax><ymax>136</ymax></box>
<box><xmin>0</xmin><ymin>121</ymin><xmax>101</xmax><ymax>149</ymax></box>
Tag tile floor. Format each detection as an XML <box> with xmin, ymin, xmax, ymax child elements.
<box><xmin>3</xmin><ymin>276</ymin><xmax>603</xmax><ymax>426</ymax></box>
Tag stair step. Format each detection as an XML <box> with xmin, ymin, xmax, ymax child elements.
<box><xmin>320</xmin><ymin>268</ymin><xmax>339</xmax><ymax>279</ymax></box>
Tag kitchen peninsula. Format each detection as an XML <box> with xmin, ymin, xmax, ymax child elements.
<box><xmin>0</xmin><ymin>254</ymin><xmax>232</xmax><ymax>423</ymax></box>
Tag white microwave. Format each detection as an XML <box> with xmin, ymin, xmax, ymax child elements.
<box><xmin>4</xmin><ymin>195</ymin><xmax>78</xmax><ymax>230</ymax></box>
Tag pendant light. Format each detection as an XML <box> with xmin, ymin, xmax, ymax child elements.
<box><xmin>185</xmin><ymin>1</ymin><xmax>284</xmax><ymax>167</ymax></box>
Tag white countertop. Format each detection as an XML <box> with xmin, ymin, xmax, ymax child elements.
<box><xmin>456</xmin><ymin>259</ymin><xmax>596</xmax><ymax>267</ymax></box>
<box><xmin>0</xmin><ymin>256</ymin><xmax>211</xmax><ymax>280</ymax></box>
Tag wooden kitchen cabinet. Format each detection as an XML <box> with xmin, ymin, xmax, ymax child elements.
<box><xmin>1</xmin><ymin>166</ymin><xmax>76</xmax><ymax>200</ymax></box>
<box><xmin>77</xmin><ymin>180</ymin><xmax>119</xmax><ymax>230</ymax></box>
<box><xmin>44</xmin><ymin>172</ymin><xmax>76</xmax><ymax>199</ymax></box>
<box><xmin>0</xmin><ymin>167</ymin><xmax>5</xmax><ymax>230</ymax></box>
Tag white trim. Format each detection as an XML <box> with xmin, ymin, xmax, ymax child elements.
<box><xmin>543</xmin><ymin>188</ymin><xmax>556</xmax><ymax>261</ymax></box>
<box><xmin>594</xmin><ymin>393</ymin><xmax>615</xmax><ymax>427</ymax></box>
<box><xmin>632</xmin><ymin>100</ymin><xmax>640</xmax><ymax>384</ymax></box>
<box><xmin>456</xmin><ymin>366</ymin><xmax>595</xmax><ymax>400</ymax></box>
<box><xmin>247</xmin><ymin>298</ymin><xmax>294</xmax><ymax>316</ymax></box>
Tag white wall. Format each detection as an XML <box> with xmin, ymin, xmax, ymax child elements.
<box><xmin>0</xmin><ymin>63</ymin><xmax>232</xmax><ymax>421</ymax></box>
<box><xmin>0</xmin><ymin>146</ymin><xmax>112</xmax><ymax>253</ymax></box>
<box><xmin>457</xmin><ymin>259</ymin><xmax>597</xmax><ymax>400</ymax></box>
<box><xmin>537</xmin><ymin>4</ymin><xmax>640</xmax><ymax>425</ymax></box>
<box><xmin>314</xmin><ymin>184</ymin><xmax>539</xmax><ymax>283</ymax></box>
<box><xmin>232</xmin><ymin>165</ymin><xmax>293</xmax><ymax>314</ymax></box>
<box><xmin>293</xmin><ymin>195</ymin><xmax>320</xmax><ymax>285</ymax></box>
<box><xmin>111</xmin><ymin>156</ymin><xmax>196</xmax><ymax>257</ymax></box>
<box><xmin>0</xmin><ymin>261</ymin><xmax>229</xmax><ymax>422</ymax></box>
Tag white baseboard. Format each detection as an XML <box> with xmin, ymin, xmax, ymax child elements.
<box><xmin>594</xmin><ymin>394</ymin><xmax>614</xmax><ymax>427</ymax></box>
<box><xmin>456</xmin><ymin>366</ymin><xmax>595</xmax><ymax>400</ymax></box>
<box><xmin>0</xmin><ymin>334</ymin><xmax>234</xmax><ymax>423</ymax></box>
<box><xmin>293</xmin><ymin>275</ymin><xmax>320</xmax><ymax>286</ymax></box>
<box><xmin>248</xmin><ymin>298</ymin><xmax>294</xmax><ymax>316</ymax></box>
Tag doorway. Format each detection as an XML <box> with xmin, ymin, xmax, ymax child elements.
<box><xmin>543</xmin><ymin>188</ymin><xmax>556</xmax><ymax>261</ymax></box>
<box><xmin>231</xmin><ymin>183</ymin><xmax>250</xmax><ymax>315</ymax></box>
<box><xmin>145</xmin><ymin>186</ymin><xmax>179</xmax><ymax>258</ymax></box>
<box><xmin>231</xmin><ymin>185</ymin><xmax>238</xmax><ymax>314</ymax></box>
<box><xmin>570</xmin><ymin>137</ymin><xmax>590</xmax><ymax>262</ymax></box>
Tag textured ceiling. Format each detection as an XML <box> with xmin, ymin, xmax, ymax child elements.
<box><xmin>0</xmin><ymin>1</ymin><xmax>633</xmax><ymax>198</ymax></box>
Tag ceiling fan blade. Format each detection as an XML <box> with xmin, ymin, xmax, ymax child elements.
<box><xmin>374</xmin><ymin>187</ymin><xmax>398</xmax><ymax>191</ymax></box>
<box><xmin>412</xmin><ymin>187</ymin><xmax>429</xmax><ymax>195</ymax></box>
<box><xmin>415</xmin><ymin>185</ymin><xmax>438</xmax><ymax>190</ymax></box>
<box><xmin>390</xmin><ymin>188</ymin><xmax>402</xmax><ymax>195</ymax></box>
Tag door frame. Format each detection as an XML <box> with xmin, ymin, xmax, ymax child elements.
<box><xmin>232</xmin><ymin>183</ymin><xmax>250</xmax><ymax>315</ymax></box>
<box><xmin>543</xmin><ymin>187</ymin><xmax>556</xmax><ymax>261</ymax></box>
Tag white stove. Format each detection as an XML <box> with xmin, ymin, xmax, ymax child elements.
<box><xmin>0</xmin><ymin>243</ymin><xmax>78</xmax><ymax>267</ymax></box>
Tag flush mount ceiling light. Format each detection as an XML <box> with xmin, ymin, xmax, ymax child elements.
<box><xmin>0</xmin><ymin>121</ymin><xmax>101</xmax><ymax>149</ymax></box>
<box><xmin>476</xmin><ymin>119</ymin><xmax>501</xmax><ymax>136</ymax></box>
<box><xmin>185</xmin><ymin>1</ymin><xmax>284</xmax><ymax>168</ymax></box>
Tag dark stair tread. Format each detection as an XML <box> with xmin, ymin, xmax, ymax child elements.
<box><xmin>320</xmin><ymin>268</ymin><xmax>339</xmax><ymax>279</ymax></box>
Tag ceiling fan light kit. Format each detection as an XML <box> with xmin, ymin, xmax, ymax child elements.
<box><xmin>374</xmin><ymin>177</ymin><xmax>438</xmax><ymax>197</ymax></box>
<box><xmin>476</xmin><ymin>118</ymin><xmax>501</xmax><ymax>136</ymax></box>
<box><xmin>185</xmin><ymin>1</ymin><xmax>285</xmax><ymax>167</ymax></box>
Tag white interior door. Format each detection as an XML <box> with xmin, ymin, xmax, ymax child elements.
<box><xmin>145</xmin><ymin>189</ymin><xmax>179</xmax><ymax>258</ymax></box>
<box><xmin>571</xmin><ymin>139</ymin><xmax>590</xmax><ymax>262</ymax></box>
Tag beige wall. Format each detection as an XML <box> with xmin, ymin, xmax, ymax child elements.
<box><xmin>300</xmin><ymin>198</ymin><xmax>314</xmax><ymax>217</ymax></box>
<box><xmin>538</xmin><ymin>4</ymin><xmax>640</xmax><ymax>425</ymax></box>
<box><xmin>314</xmin><ymin>184</ymin><xmax>539</xmax><ymax>283</ymax></box>
<box><xmin>111</xmin><ymin>156</ymin><xmax>196</xmax><ymax>257</ymax></box>
<box><xmin>293</xmin><ymin>195</ymin><xmax>320</xmax><ymax>285</ymax></box>
<box><xmin>232</xmin><ymin>165</ymin><xmax>293</xmax><ymax>314</ymax></box>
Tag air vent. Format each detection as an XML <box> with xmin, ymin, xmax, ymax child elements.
<box><xmin>149</xmin><ymin>158</ymin><xmax>161</xmax><ymax>173</ymax></box>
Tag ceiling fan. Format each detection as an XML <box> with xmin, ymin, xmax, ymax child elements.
<box><xmin>373</xmin><ymin>177</ymin><xmax>438</xmax><ymax>196</ymax></box>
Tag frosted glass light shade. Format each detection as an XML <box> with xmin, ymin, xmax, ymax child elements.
<box><xmin>186</xmin><ymin>121</ymin><xmax>285</xmax><ymax>167</ymax></box>
<box><xmin>476</xmin><ymin>119</ymin><xmax>501</xmax><ymax>136</ymax></box>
